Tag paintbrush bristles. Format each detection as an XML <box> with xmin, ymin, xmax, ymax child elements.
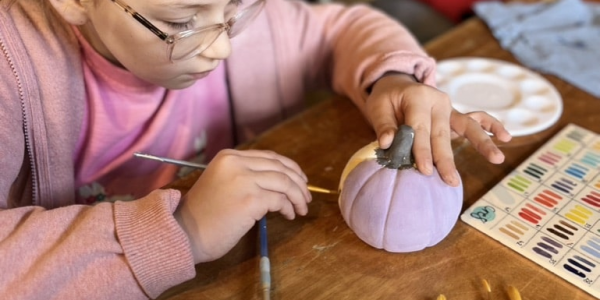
<box><xmin>436</xmin><ymin>294</ymin><xmax>447</xmax><ymax>300</ymax></box>
<box><xmin>507</xmin><ymin>286</ymin><xmax>522</xmax><ymax>300</ymax></box>
<box><xmin>307</xmin><ymin>185</ymin><xmax>338</xmax><ymax>194</ymax></box>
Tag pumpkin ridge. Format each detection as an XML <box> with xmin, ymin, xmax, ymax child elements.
<box><xmin>382</xmin><ymin>168</ymin><xmax>399</xmax><ymax>249</ymax></box>
<box><xmin>422</xmin><ymin>176</ymin><xmax>435</xmax><ymax>245</ymax></box>
<box><xmin>341</xmin><ymin>160</ymin><xmax>379</xmax><ymax>223</ymax></box>
<box><xmin>431</xmin><ymin>173</ymin><xmax>447</xmax><ymax>244</ymax></box>
<box><xmin>431</xmin><ymin>171</ymin><xmax>463</xmax><ymax>243</ymax></box>
<box><xmin>347</xmin><ymin>161</ymin><xmax>383</xmax><ymax>232</ymax></box>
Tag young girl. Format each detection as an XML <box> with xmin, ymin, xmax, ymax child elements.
<box><xmin>0</xmin><ymin>0</ymin><xmax>511</xmax><ymax>299</ymax></box>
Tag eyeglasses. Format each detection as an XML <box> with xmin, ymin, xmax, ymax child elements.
<box><xmin>110</xmin><ymin>0</ymin><xmax>265</xmax><ymax>61</ymax></box>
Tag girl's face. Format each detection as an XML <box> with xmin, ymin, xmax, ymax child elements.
<box><xmin>77</xmin><ymin>0</ymin><xmax>240</xmax><ymax>89</ymax></box>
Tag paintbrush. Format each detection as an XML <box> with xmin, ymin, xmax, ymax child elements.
<box><xmin>133</xmin><ymin>152</ymin><xmax>339</xmax><ymax>194</ymax></box>
<box><xmin>259</xmin><ymin>216</ymin><xmax>271</xmax><ymax>300</ymax></box>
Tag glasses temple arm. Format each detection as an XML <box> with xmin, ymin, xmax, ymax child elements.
<box><xmin>111</xmin><ymin>0</ymin><xmax>169</xmax><ymax>41</ymax></box>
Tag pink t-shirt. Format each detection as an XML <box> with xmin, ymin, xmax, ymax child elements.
<box><xmin>72</xmin><ymin>29</ymin><xmax>233</xmax><ymax>204</ymax></box>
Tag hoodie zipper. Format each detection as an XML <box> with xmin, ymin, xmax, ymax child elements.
<box><xmin>0</xmin><ymin>34</ymin><xmax>39</xmax><ymax>206</ymax></box>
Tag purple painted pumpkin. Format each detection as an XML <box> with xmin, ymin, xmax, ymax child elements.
<box><xmin>338</xmin><ymin>142</ymin><xmax>463</xmax><ymax>252</ymax></box>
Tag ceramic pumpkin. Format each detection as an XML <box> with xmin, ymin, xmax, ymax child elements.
<box><xmin>338</xmin><ymin>125</ymin><xmax>463</xmax><ymax>253</ymax></box>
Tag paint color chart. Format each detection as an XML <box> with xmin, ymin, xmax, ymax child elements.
<box><xmin>461</xmin><ymin>124</ymin><xmax>600</xmax><ymax>299</ymax></box>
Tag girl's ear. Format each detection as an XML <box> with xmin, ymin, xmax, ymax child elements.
<box><xmin>48</xmin><ymin>0</ymin><xmax>90</xmax><ymax>25</ymax></box>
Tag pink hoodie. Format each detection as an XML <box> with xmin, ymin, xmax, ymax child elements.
<box><xmin>0</xmin><ymin>0</ymin><xmax>436</xmax><ymax>299</ymax></box>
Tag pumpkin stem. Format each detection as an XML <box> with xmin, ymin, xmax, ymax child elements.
<box><xmin>375</xmin><ymin>124</ymin><xmax>415</xmax><ymax>169</ymax></box>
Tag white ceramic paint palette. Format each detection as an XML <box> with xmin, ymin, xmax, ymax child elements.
<box><xmin>436</xmin><ymin>57</ymin><xmax>563</xmax><ymax>137</ymax></box>
<box><xmin>461</xmin><ymin>124</ymin><xmax>600</xmax><ymax>298</ymax></box>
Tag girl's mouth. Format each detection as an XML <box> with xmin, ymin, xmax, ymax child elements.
<box><xmin>189</xmin><ymin>70</ymin><xmax>213</xmax><ymax>80</ymax></box>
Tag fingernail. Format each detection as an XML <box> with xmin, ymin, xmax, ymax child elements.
<box><xmin>422</xmin><ymin>161</ymin><xmax>433</xmax><ymax>175</ymax></box>
<box><xmin>445</xmin><ymin>174</ymin><xmax>459</xmax><ymax>186</ymax></box>
<box><xmin>379</xmin><ymin>131</ymin><xmax>394</xmax><ymax>148</ymax></box>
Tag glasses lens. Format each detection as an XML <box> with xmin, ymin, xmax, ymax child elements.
<box><xmin>228</xmin><ymin>0</ymin><xmax>265</xmax><ymax>37</ymax></box>
<box><xmin>166</xmin><ymin>0</ymin><xmax>265</xmax><ymax>61</ymax></box>
<box><xmin>170</xmin><ymin>26</ymin><xmax>226</xmax><ymax>61</ymax></box>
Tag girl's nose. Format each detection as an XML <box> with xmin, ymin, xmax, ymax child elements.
<box><xmin>200</xmin><ymin>30</ymin><xmax>232</xmax><ymax>60</ymax></box>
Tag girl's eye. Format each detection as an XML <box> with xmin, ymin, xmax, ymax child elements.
<box><xmin>164</xmin><ymin>20</ymin><xmax>195</xmax><ymax>31</ymax></box>
<box><xmin>163</xmin><ymin>0</ymin><xmax>243</xmax><ymax>31</ymax></box>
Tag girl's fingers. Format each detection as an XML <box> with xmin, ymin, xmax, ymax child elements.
<box><xmin>451</xmin><ymin>110</ymin><xmax>511</xmax><ymax>142</ymax></box>
<box><xmin>410</xmin><ymin>125</ymin><xmax>433</xmax><ymax>176</ymax></box>
<box><xmin>215</xmin><ymin>150</ymin><xmax>311</xmax><ymax>216</ymax></box>
<box><xmin>244</xmin><ymin>156</ymin><xmax>312</xmax><ymax>202</ymax></box>
<box><xmin>256</xmin><ymin>190</ymin><xmax>296</xmax><ymax>220</ymax></box>
<box><xmin>464</xmin><ymin>124</ymin><xmax>506</xmax><ymax>164</ymax></box>
<box><xmin>429</xmin><ymin>103</ymin><xmax>459</xmax><ymax>186</ymax></box>
<box><xmin>230</xmin><ymin>149</ymin><xmax>308</xmax><ymax>182</ymax></box>
<box><xmin>450</xmin><ymin>111</ymin><xmax>508</xmax><ymax>164</ymax></box>
<box><xmin>369</xmin><ymin>85</ymin><xmax>460</xmax><ymax>185</ymax></box>
<box><xmin>254</xmin><ymin>170</ymin><xmax>310</xmax><ymax>217</ymax></box>
<box><xmin>367</xmin><ymin>75</ymin><xmax>511</xmax><ymax>185</ymax></box>
<box><xmin>402</xmin><ymin>100</ymin><xmax>438</xmax><ymax>177</ymax></box>
<box><xmin>466</xmin><ymin>111</ymin><xmax>512</xmax><ymax>142</ymax></box>
<box><xmin>367</xmin><ymin>96</ymin><xmax>400</xmax><ymax>149</ymax></box>
<box><xmin>213</xmin><ymin>150</ymin><xmax>311</xmax><ymax>201</ymax></box>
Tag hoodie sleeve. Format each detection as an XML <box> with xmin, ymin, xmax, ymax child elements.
<box><xmin>0</xmin><ymin>189</ymin><xmax>195</xmax><ymax>300</ymax></box>
<box><xmin>266</xmin><ymin>0</ymin><xmax>437</xmax><ymax>114</ymax></box>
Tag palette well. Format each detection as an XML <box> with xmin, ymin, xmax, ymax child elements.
<box><xmin>436</xmin><ymin>57</ymin><xmax>563</xmax><ymax>137</ymax></box>
<box><xmin>461</xmin><ymin>124</ymin><xmax>600</xmax><ymax>299</ymax></box>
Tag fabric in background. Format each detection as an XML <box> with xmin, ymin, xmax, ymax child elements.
<box><xmin>474</xmin><ymin>0</ymin><xmax>600</xmax><ymax>98</ymax></box>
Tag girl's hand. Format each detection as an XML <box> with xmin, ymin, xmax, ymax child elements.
<box><xmin>365</xmin><ymin>73</ymin><xmax>512</xmax><ymax>187</ymax></box>
<box><xmin>174</xmin><ymin>149</ymin><xmax>311</xmax><ymax>263</ymax></box>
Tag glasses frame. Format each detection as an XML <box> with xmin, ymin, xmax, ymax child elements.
<box><xmin>110</xmin><ymin>0</ymin><xmax>265</xmax><ymax>61</ymax></box>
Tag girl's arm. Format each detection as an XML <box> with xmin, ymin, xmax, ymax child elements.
<box><xmin>264</xmin><ymin>0</ymin><xmax>510</xmax><ymax>184</ymax></box>
<box><xmin>267</xmin><ymin>0</ymin><xmax>436</xmax><ymax>108</ymax></box>
<box><xmin>0</xmin><ymin>190</ymin><xmax>195</xmax><ymax>300</ymax></box>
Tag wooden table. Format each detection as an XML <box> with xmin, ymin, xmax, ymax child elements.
<box><xmin>158</xmin><ymin>18</ymin><xmax>600</xmax><ymax>300</ymax></box>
